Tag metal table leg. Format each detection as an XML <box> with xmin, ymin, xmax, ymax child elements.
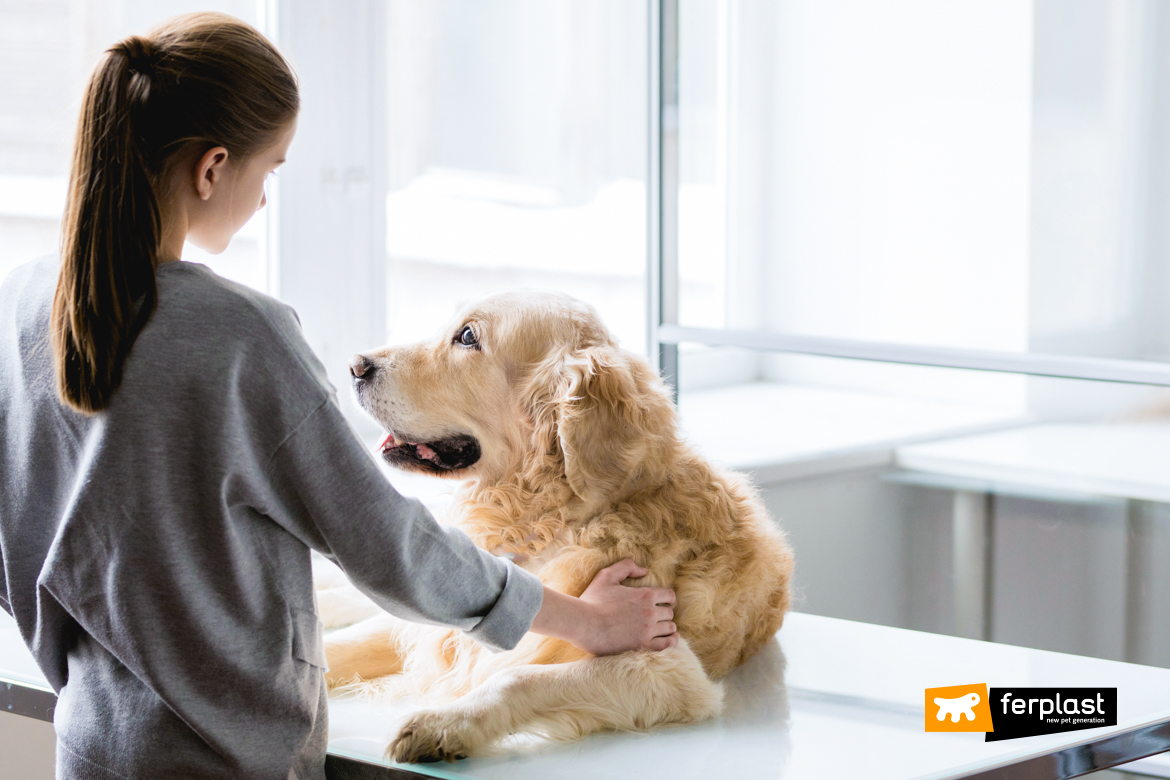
<box><xmin>953</xmin><ymin>490</ymin><xmax>994</xmax><ymax>641</ymax></box>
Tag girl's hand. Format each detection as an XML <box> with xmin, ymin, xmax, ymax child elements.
<box><xmin>529</xmin><ymin>559</ymin><xmax>680</xmax><ymax>655</ymax></box>
<box><xmin>578</xmin><ymin>559</ymin><xmax>679</xmax><ymax>654</ymax></box>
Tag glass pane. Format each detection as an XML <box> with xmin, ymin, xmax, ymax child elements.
<box><xmin>677</xmin><ymin>0</ymin><xmax>1170</xmax><ymax>365</ymax></box>
<box><xmin>383</xmin><ymin>0</ymin><xmax>648</xmax><ymax>353</ymax></box>
<box><xmin>677</xmin><ymin>346</ymin><xmax>1170</xmax><ymax>666</ymax></box>
<box><xmin>0</xmin><ymin>0</ymin><xmax>268</xmax><ymax>293</ymax></box>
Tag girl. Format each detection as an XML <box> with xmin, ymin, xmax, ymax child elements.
<box><xmin>0</xmin><ymin>13</ymin><xmax>678</xmax><ymax>779</ymax></box>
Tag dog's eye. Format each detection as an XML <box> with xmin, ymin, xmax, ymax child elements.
<box><xmin>457</xmin><ymin>325</ymin><xmax>479</xmax><ymax>348</ymax></box>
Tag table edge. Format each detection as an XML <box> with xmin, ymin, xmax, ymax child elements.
<box><xmin>948</xmin><ymin>717</ymin><xmax>1170</xmax><ymax>780</ymax></box>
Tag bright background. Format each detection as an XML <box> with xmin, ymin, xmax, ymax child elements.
<box><xmin>3</xmin><ymin>0</ymin><xmax>1170</xmax><ymax>655</ymax></box>
<box><xmin>3</xmin><ymin>3</ymin><xmax>1170</xmax><ymax>777</ymax></box>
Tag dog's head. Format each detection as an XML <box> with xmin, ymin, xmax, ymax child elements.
<box><xmin>351</xmin><ymin>290</ymin><xmax>677</xmax><ymax>504</ymax></box>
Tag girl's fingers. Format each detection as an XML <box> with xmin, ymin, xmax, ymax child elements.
<box><xmin>648</xmin><ymin>633</ymin><xmax>679</xmax><ymax>651</ymax></box>
<box><xmin>651</xmin><ymin>587</ymin><xmax>676</xmax><ymax>606</ymax></box>
<box><xmin>601</xmin><ymin>558</ymin><xmax>645</xmax><ymax>584</ymax></box>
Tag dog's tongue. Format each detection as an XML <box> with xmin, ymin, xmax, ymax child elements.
<box><xmin>377</xmin><ymin>433</ymin><xmax>443</xmax><ymax>464</ymax></box>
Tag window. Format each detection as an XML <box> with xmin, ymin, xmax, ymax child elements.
<box><xmin>272</xmin><ymin>0</ymin><xmax>648</xmax><ymax>439</ymax></box>
<box><xmin>380</xmin><ymin>0</ymin><xmax>648</xmax><ymax>352</ymax></box>
<box><xmin>664</xmin><ymin>0</ymin><xmax>1170</xmax><ymax>394</ymax></box>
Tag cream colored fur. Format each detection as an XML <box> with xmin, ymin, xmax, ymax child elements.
<box><xmin>320</xmin><ymin>290</ymin><xmax>794</xmax><ymax>763</ymax></box>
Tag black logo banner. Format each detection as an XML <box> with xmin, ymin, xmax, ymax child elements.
<box><xmin>986</xmin><ymin>688</ymin><xmax>1117</xmax><ymax>742</ymax></box>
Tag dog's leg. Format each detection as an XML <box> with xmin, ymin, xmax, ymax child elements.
<box><xmin>323</xmin><ymin>613</ymin><xmax>411</xmax><ymax>688</ymax></box>
<box><xmin>388</xmin><ymin>637</ymin><xmax>723</xmax><ymax>763</ymax></box>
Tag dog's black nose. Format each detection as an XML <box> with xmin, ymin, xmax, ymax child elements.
<box><xmin>350</xmin><ymin>354</ymin><xmax>375</xmax><ymax>379</ymax></box>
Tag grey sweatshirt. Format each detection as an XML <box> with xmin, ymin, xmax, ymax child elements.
<box><xmin>0</xmin><ymin>257</ymin><xmax>544</xmax><ymax>779</ymax></box>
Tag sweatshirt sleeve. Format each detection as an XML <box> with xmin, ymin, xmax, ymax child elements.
<box><xmin>262</xmin><ymin>397</ymin><xmax>543</xmax><ymax>653</ymax></box>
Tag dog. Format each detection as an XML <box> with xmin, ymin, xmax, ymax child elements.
<box><xmin>320</xmin><ymin>290</ymin><xmax>794</xmax><ymax>762</ymax></box>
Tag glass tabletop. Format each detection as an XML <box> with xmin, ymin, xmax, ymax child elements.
<box><xmin>4</xmin><ymin>609</ymin><xmax>1170</xmax><ymax>779</ymax></box>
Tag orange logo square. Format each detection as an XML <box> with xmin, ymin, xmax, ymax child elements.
<box><xmin>925</xmin><ymin>683</ymin><xmax>994</xmax><ymax>732</ymax></box>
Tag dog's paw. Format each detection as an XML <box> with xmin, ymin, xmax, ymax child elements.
<box><xmin>388</xmin><ymin>710</ymin><xmax>476</xmax><ymax>764</ymax></box>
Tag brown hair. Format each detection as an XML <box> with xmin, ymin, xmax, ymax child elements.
<box><xmin>52</xmin><ymin>12</ymin><xmax>299</xmax><ymax>413</ymax></box>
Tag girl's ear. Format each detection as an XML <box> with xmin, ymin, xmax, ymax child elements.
<box><xmin>194</xmin><ymin>146</ymin><xmax>230</xmax><ymax>200</ymax></box>
<box><xmin>534</xmin><ymin>346</ymin><xmax>677</xmax><ymax>505</ymax></box>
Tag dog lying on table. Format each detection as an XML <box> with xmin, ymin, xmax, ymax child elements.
<box><xmin>319</xmin><ymin>291</ymin><xmax>793</xmax><ymax>763</ymax></box>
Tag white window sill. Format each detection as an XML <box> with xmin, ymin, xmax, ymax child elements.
<box><xmin>677</xmin><ymin>382</ymin><xmax>1028</xmax><ymax>486</ymax></box>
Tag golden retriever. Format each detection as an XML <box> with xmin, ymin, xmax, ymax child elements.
<box><xmin>320</xmin><ymin>290</ymin><xmax>793</xmax><ymax>763</ymax></box>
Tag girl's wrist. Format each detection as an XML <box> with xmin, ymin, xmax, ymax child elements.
<box><xmin>530</xmin><ymin>586</ymin><xmax>593</xmax><ymax>648</ymax></box>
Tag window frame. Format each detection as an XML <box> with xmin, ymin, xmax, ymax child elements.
<box><xmin>270</xmin><ymin>0</ymin><xmax>389</xmax><ymax>437</ymax></box>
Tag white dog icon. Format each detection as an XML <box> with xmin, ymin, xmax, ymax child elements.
<box><xmin>934</xmin><ymin>692</ymin><xmax>980</xmax><ymax>722</ymax></box>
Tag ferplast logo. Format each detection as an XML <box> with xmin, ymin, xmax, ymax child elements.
<box><xmin>986</xmin><ymin>689</ymin><xmax>1117</xmax><ymax>742</ymax></box>
<box><xmin>925</xmin><ymin>685</ymin><xmax>1117</xmax><ymax>741</ymax></box>
<box><xmin>925</xmin><ymin>684</ymin><xmax>994</xmax><ymax>733</ymax></box>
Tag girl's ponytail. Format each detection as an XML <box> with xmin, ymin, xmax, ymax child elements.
<box><xmin>53</xmin><ymin>36</ymin><xmax>162</xmax><ymax>414</ymax></box>
<box><xmin>50</xmin><ymin>15</ymin><xmax>298</xmax><ymax>414</ymax></box>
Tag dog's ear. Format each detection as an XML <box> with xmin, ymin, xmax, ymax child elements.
<box><xmin>529</xmin><ymin>346</ymin><xmax>676</xmax><ymax>505</ymax></box>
